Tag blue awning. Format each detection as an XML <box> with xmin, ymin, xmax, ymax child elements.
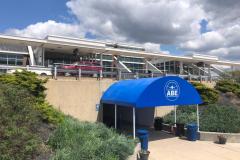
<box><xmin>101</xmin><ymin>76</ymin><xmax>203</xmax><ymax>108</ymax></box>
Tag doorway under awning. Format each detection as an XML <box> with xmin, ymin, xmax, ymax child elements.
<box><xmin>101</xmin><ymin>76</ymin><xmax>203</xmax><ymax>138</ymax></box>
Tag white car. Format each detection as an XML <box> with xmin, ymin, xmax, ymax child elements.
<box><xmin>7</xmin><ymin>66</ymin><xmax>52</xmax><ymax>76</ymax></box>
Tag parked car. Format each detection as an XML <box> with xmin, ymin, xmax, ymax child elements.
<box><xmin>7</xmin><ymin>66</ymin><xmax>52</xmax><ymax>76</ymax></box>
<box><xmin>60</xmin><ymin>61</ymin><xmax>102</xmax><ymax>72</ymax></box>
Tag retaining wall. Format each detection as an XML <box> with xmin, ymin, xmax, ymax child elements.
<box><xmin>46</xmin><ymin>78</ymin><xmax>174</xmax><ymax>122</ymax></box>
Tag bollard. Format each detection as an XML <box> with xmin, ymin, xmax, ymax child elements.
<box><xmin>78</xmin><ymin>69</ymin><xmax>81</xmax><ymax>80</ymax></box>
<box><xmin>137</xmin><ymin>129</ymin><xmax>150</xmax><ymax>160</ymax></box>
<box><xmin>137</xmin><ymin>129</ymin><xmax>149</xmax><ymax>151</ymax></box>
<box><xmin>54</xmin><ymin>66</ymin><xmax>57</xmax><ymax>80</ymax></box>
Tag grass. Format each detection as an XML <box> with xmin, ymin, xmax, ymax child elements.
<box><xmin>48</xmin><ymin>117</ymin><xmax>136</xmax><ymax>160</ymax></box>
<box><xmin>0</xmin><ymin>71</ymin><xmax>136</xmax><ymax>160</ymax></box>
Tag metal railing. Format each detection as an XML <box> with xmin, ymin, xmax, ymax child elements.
<box><xmin>0</xmin><ymin>64</ymin><xmax>220</xmax><ymax>81</ymax></box>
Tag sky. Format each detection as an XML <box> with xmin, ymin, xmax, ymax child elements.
<box><xmin>0</xmin><ymin>0</ymin><xmax>240</xmax><ymax>60</ymax></box>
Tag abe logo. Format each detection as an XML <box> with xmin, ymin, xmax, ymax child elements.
<box><xmin>164</xmin><ymin>80</ymin><xmax>180</xmax><ymax>101</ymax></box>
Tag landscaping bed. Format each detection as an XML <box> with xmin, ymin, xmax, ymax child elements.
<box><xmin>0</xmin><ymin>71</ymin><xmax>136</xmax><ymax>160</ymax></box>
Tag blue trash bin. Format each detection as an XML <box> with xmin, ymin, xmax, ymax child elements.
<box><xmin>187</xmin><ymin>123</ymin><xmax>198</xmax><ymax>141</ymax></box>
<box><xmin>137</xmin><ymin>129</ymin><xmax>149</xmax><ymax>151</ymax></box>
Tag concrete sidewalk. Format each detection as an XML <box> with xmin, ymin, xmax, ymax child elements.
<box><xmin>129</xmin><ymin>131</ymin><xmax>240</xmax><ymax>160</ymax></box>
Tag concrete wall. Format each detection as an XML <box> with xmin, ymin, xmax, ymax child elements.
<box><xmin>200</xmin><ymin>131</ymin><xmax>240</xmax><ymax>143</ymax></box>
<box><xmin>46</xmin><ymin>78</ymin><xmax>174</xmax><ymax>122</ymax></box>
<box><xmin>46</xmin><ymin>78</ymin><xmax>115</xmax><ymax>122</ymax></box>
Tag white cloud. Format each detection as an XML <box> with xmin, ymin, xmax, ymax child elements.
<box><xmin>143</xmin><ymin>42</ymin><xmax>161</xmax><ymax>53</ymax></box>
<box><xmin>2</xmin><ymin>0</ymin><xmax>240</xmax><ymax>60</ymax></box>
<box><xmin>5</xmin><ymin>20</ymin><xmax>84</xmax><ymax>39</ymax></box>
<box><xmin>180</xmin><ymin>31</ymin><xmax>225</xmax><ymax>52</ymax></box>
<box><xmin>66</xmin><ymin>0</ymin><xmax>204</xmax><ymax>44</ymax></box>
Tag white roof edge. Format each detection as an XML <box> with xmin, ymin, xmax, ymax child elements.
<box><xmin>0</xmin><ymin>34</ymin><xmax>46</xmax><ymax>43</ymax></box>
<box><xmin>0</xmin><ymin>34</ymin><xmax>240</xmax><ymax>66</ymax></box>
<box><xmin>47</xmin><ymin>35</ymin><xmax>144</xmax><ymax>50</ymax></box>
<box><xmin>46</xmin><ymin>35</ymin><xmax>107</xmax><ymax>45</ymax></box>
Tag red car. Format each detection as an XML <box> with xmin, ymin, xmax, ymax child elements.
<box><xmin>60</xmin><ymin>61</ymin><xmax>102</xmax><ymax>72</ymax></box>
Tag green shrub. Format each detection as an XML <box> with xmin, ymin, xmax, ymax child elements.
<box><xmin>0</xmin><ymin>84</ymin><xmax>42</xmax><ymax>160</ymax></box>
<box><xmin>200</xmin><ymin>104</ymin><xmax>240</xmax><ymax>133</ymax></box>
<box><xmin>191</xmin><ymin>82</ymin><xmax>219</xmax><ymax>105</ymax></box>
<box><xmin>163</xmin><ymin>104</ymin><xmax>240</xmax><ymax>133</ymax></box>
<box><xmin>48</xmin><ymin>117</ymin><xmax>135</xmax><ymax>160</ymax></box>
<box><xmin>0</xmin><ymin>72</ymin><xmax>64</xmax><ymax>159</ymax></box>
<box><xmin>0</xmin><ymin>71</ymin><xmax>64</xmax><ymax>125</ymax></box>
<box><xmin>215</xmin><ymin>80</ymin><xmax>240</xmax><ymax>97</ymax></box>
<box><xmin>163</xmin><ymin>106</ymin><xmax>197</xmax><ymax>125</ymax></box>
<box><xmin>0</xmin><ymin>70</ymin><xmax>47</xmax><ymax>101</ymax></box>
<box><xmin>35</xmin><ymin>102</ymin><xmax>65</xmax><ymax>125</ymax></box>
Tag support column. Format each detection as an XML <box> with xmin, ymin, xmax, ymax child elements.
<box><xmin>199</xmin><ymin>67</ymin><xmax>202</xmax><ymax>83</ymax></box>
<box><xmin>179</xmin><ymin>61</ymin><xmax>183</xmax><ymax>75</ymax></box>
<box><xmin>145</xmin><ymin>60</ymin><xmax>148</xmax><ymax>74</ymax></box>
<box><xmin>42</xmin><ymin>48</ymin><xmax>45</xmax><ymax>66</ymax></box>
<box><xmin>197</xmin><ymin>104</ymin><xmax>200</xmax><ymax>132</ymax></box>
<box><xmin>133</xmin><ymin>107</ymin><xmax>136</xmax><ymax>139</ymax></box>
<box><xmin>54</xmin><ymin>66</ymin><xmax>57</xmax><ymax>80</ymax></box>
<box><xmin>100</xmin><ymin>53</ymin><xmax>103</xmax><ymax>78</ymax></box>
<box><xmin>115</xmin><ymin>104</ymin><xmax>117</xmax><ymax>129</ymax></box>
<box><xmin>78</xmin><ymin>69</ymin><xmax>81</xmax><ymax>80</ymax></box>
<box><xmin>208</xmin><ymin>66</ymin><xmax>212</xmax><ymax>82</ymax></box>
<box><xmin>163</xmin><ymin>61</ymin><xmax>166</xmax><ymax>73</ymax></box>
<box><xmin>174</xmin><ymin>105</ymin><xmax>177</xmax><ymax>127</ymax></box>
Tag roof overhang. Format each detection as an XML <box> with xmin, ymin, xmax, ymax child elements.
<box><xmin>0</xmin><ymin>34</ymin><xmax>240</xmax><ymax>66</ymax></box>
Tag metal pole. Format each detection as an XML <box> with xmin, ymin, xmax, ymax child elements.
<box><xmin>180</xmin><ymin>61</ymin><xmax>183</xmax><ymax>74</ymax></box>
<box><xmin>174</xmin><ymin>105</ymin><xmax>177</xmax><ymax>127</ymax></box>
<box><xmin>100</xmin><ymin>53</ymin><xmax>103</xmax><ymax>79</ymax></box>
<box><xmin>164</xmin><ymin>61</ymin><xmax>166</xmax><ymax>73</ymax></box>
<box><xmin>100</xmin><ymin>70</ymin><xmax>103</xmax><ymax>79</ymax></box>
<box><xmin>115</xmin><ymin>104</ymin><xmax>117</xmax><ymax>129</ymax></box>
<box><xmin>119</xmin><ymin>70</ymin><xmax>122</xmax><ymax>80</ymax></box>
<box><xmin>133</xmin><ymin>107</ymin><xmax>136</xmax><ymax>139</ymax></box>
<box><xmin>78</xmin><ymin>68</ymin><xmax>81</xmax><ymax>80</ymax></box>
<box><xmin>54</xmin><ymin>66</ymin><xmax>57</xmax><ymax>80</ymax></box>
<box><xmin>197</xmin><ymin>104</ymin><xmax>200</xmax><ymax>132</ymax></box>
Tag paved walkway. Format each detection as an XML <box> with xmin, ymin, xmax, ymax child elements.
<box><xmin>129</xmin><ymin>131</ymin><xmax>240</xmax><ymax>160</ymax></box>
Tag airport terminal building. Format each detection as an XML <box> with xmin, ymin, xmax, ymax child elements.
<box><xmin>0</xmin><ymin>34</ymin><xmax>239</xmax><ymax>80</ymax></box>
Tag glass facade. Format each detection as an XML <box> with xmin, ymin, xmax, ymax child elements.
<box><xmin>0</xmin><ymin>43</ymin><xmax>28</xmax><ymax>53</ymax></box>
<box><xmin>156</xmin><ymin>61</ymin><xmax>180</xmax><ymax>74</ymax></box>
<box><xmin>118</xmin><ymin>56</ymin><xmax>144</xmax><ymax>63</ymax></box>
<box><xmin>0</xmin><ymin>53</ymin><xmax>24</xmax><ymax>66</ymax></box>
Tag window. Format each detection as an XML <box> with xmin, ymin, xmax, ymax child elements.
<box><xmin>0</xmin><ymin>53</ymin><xmax>24</xmax><ymax>66</ymax></box>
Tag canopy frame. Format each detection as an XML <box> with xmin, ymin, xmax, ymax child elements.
<box><xmin>101</xmin><ymin>76</ymin><xmax>203</xmax><ymax>138</ymax></box>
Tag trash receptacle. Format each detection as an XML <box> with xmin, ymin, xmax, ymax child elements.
<box><xmin>187</xmin><ymin>123</ymin><xmax>198</xmax><ymax>141</ymax></box>
<box><xmin>154</xmin><ymin>117</ymin><xmax>163</xmax><ymax>131</ymax></box>
<box><xmin>176</xmin><ymin>123</ymin><xmax>185</xmax><ymax>136</ymax></box>
<box><xmin>137</xmin><ymin>129</ymin><xmax>149</xmax><ymax>151</ymax></box>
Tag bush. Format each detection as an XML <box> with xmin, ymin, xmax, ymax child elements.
<box><xmin>191</xmin><ymin>82</ymin><xmax>219</xmax><ymax>105</ymax></box>
<box><xmin>163</xmin><ymin>106</ymin><xmax>197</xmax><ymax>125</ymax></box>
<box><xmin>0</xmin><ymin>71</ymin><xmax>64</xmax><ymax>125</ymax></box>
<box><xmin>215</xmin><ymin>80</ymin><xmax>240</xmax><ymax>97</ymax></box>
<box><xmin>0</xmin><ymin>72</ymin><xmax>64</xmax><ymax>159</ymax></box>
<box><xmin>200</xmin><ymin>104</ymin><xmax>240</xmax><ymax>133</ymax></box>
<box><xmin>0</xmin><ymin>70</ymin><xmax>47</xmax><ymax>101</ymax></box>
<box><xmin>48</xmin><ymin>117</ymin><xmax>136</xmax><ymax>160</ymax></box>
<box><xmin>231</xmin><ymin>70</ymin><xmax>240</xmax><ymax>83</ymax></box>
<box><xmin>35</xmin><ymin>102</ymin><xmax>64</xmax><ymax>125</ymax></box>
<box><xmin>0</xmin><ymin>84</ymin><xmax>42</xmax><ymax>160</ymax></box>
<box><xmin>163</xmin><ymin>104</ymin><xmax>240</xmax><ymax>133</ymax></box>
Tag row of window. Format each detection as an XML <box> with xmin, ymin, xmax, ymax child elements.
<box><xmin>0</xmin><ymin>53</ymin><xmax>24</xmax><ymax>66</ymax></box>
<box><xmin>0</xmin><ymin>43</ymin><xmax>28</xmax><ymax>53</ymax></box>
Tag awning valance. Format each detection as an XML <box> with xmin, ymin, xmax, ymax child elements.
<box><xmin>101</xmin><ymin>76</ymin><xmax>203</xmax><ymax>108</ymax></box>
